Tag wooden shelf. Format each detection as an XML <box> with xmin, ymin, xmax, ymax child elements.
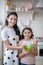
<box><xmin>6</xmin><ymin>9</ymin><xmax>33</xmax><ymax>13</ymax></box>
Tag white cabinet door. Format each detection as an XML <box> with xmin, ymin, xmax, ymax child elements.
<box><xmin>36</xmin><ymin>59</ymin><xmax>43</xmax><ymax>65</ymax></box>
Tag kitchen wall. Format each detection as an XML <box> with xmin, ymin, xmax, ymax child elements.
<box><xmin>0</xmin><ymin>0</ymin><xmax>6</xmax><ymax>25</ymax></box>
<box><xmin>0</xmin><ymin>0</ymin><xmax>6</xmax><ymax>65</ymax></box>
<box><xmin>31</xmin><ymin>11</ymin><xmax>43</xmax><ymax>37</ymax></box>
<box><xmin>17</xmin><ymin>12</ymin><xmax>33</xmax><ymax>33</ymax></box>
<box><xmin>17</xmin><ymin>11</ymin><xmax>43</xmax><ymax>37</ymax></box>
<box><xmin>0</xmin><ymin>0</ymin><xmax>3</xmax><ymax>65</ymax></box>
<box><xmin>0</xmin><ymin>26</ymin><xmax>2</xmax><ymax>65</ymax></box>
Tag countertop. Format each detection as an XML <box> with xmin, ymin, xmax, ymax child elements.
<box><xmin>36</xmin><ymin>40</ymin><xmax>43</xmax><ymax>42</ymax></box>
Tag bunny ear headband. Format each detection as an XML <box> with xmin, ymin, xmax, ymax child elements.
<box><xmin>21</xmin><ymin>19</ymin><xmax>32</xmax><ymax>28</ymax></box>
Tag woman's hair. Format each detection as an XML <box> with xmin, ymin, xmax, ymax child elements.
<box><xmin>5</xmin><ymin>12</ymin><xmax>18</xmax><ymax>25</ymax></box>
<box><xmin>20</xmin><ymin>27</ymin><xmax>34</xmax><ymax>40</ymax></box>
<box><xmin>5</xmin><ymin>12</ymin><xmax>20</xmax><ymax>36</ymax></box>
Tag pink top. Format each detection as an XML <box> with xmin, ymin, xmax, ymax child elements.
<box><xmin>19</xmin><ymin>39</ymin><xmax>36</xmax><ymax>64</ymax></box>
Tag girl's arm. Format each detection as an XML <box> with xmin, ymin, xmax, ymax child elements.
<box><xmin>31</xmin><ymin>40</ymin><xmax>38</xmax><ymax>56</ymax></box>
<box><xmin>19</xmin><ymin>51</ymin><xmax>30</xmax><ymax>58</ymax></box>
<box><xmin>3</xmin><ymin>40</ymin><xmax>22</xmax><ymax>50</ymax></box>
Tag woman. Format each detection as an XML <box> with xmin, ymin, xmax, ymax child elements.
<box><xmin>1</xmin><ymin>12</ymin><xmax>21</xmax><ymax>65</ymax></box>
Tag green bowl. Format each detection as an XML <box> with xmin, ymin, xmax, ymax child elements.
<box><xmin>24</xmin><ymin>44</ymin><xmax>34</xmax><ymax>51</ymax></box>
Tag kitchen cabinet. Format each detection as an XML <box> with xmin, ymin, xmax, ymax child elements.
<box><xmin>36</xmin><ymin>59</ymin><xmax>43</xmax><ymax>65</ymax></box>
<box><xmin>35</xmin><ymin>40</ymin><xmax>43</xmax><ymax>65</ymax></box>
<box><xmin>6</xmin><ymin>0</ymin><xmax>34</xmax><ymax>17</ymax></box>
<box><xmin>6</xmin><ymin>0</ymin><xmax>33</xmax><ymax>13</ymax></box>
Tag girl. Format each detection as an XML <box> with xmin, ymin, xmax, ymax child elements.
<box><xmin>1</xmin><ymin>12</ymin><xmax>21</xmax><ymax>65</ymax></box>
<box><xmin>19</xmin><ymin>27</ymin><xmax>38</xmax><ymax>65</ymax></box>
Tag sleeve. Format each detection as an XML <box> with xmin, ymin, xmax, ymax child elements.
<box><xmin>1</xmin><ymin>29</ymin><xmax>8</xmax><ymax>41</ymax></box>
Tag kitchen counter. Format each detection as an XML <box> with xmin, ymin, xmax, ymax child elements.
<box><xmin>36</xmin><ymin>40</ymin><xmax>43</xmax><ymax>42</ymax></box>
<box><xmin>35</xmin><ymin>37</ymin><xmax>43</xmax><ymax>42</ymax></box>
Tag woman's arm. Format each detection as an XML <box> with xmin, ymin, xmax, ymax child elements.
<box><xmin>3</xmin><ymin>40</ymin><xmax>22</xmax><ymax>50</ymax></box>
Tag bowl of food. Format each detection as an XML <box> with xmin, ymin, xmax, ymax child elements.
<box><xmin>24</xmin><ymin>42</ymin><xmax>34</xmax><ymax>51</ymax></box>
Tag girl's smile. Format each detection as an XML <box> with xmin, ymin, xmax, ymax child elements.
<box><xmin>23</xmin><ymin>29</ymin><xmax>32</xmax><ymax>40</ymax></box>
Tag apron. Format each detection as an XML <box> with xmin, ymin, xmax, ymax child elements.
<box><xmin>3</xmin><ymin>28</ymin><xmax>19</xmax><ymax>65</ymax></box>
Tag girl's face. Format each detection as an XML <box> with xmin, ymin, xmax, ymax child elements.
<box><xmin>23</xmin><ymin>29</ymin><xmax>32</xmax><ymax>40</ymax></box>
<box><xmin>7</xmin><ymin>15</ymin><xmax>17</xmax><ymax>27</ymax></box>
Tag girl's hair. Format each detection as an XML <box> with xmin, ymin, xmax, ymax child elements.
<box><xmin>20</xmin><ymin>27</ymin><xmax>34</xmax><ymax>40</ymax></box>
<box><xmin>5</xmin><ymin>12</ymin><xmax>20</xmax><ymax>36</ymax></box>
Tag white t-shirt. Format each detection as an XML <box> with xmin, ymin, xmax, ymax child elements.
<box><xmin>19</xmin><ymin>39</ymin><xmax>36</xmax><ymax>64</ymax></box>
<box><xmin>1</xmin><ymin>26</ymin><xmax>16</xmax><ymax>41</ymax></box>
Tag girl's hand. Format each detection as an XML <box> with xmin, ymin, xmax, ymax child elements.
<box><xmin>19</xmin><ymin>51</ymin><xmax>32</xmax><ymax>58</ymax></box>
<box><xmin>23</xmin><ymin>51</ymin><xmax>32</xmax><ymax>55</ymax></box>
<box><xmin>30</xmin><ymin>42</ymin><xmax>38</xmax><ymax>56</ymax></box>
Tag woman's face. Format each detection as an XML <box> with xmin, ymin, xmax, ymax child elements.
<box><xmin>7</xmin><ymin>15</ymin><xmax>17</xmax><ymax>27</ymax></box>
<box><xmin>23</xmin><ymin>29</ymin><xmax>32</xmax><ymax>40</ymax></box>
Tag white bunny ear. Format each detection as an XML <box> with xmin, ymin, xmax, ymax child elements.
<box><xmin>21</xmin><ymin>18</ymin><xmax>32</xmax><ymax>28</ymax></box>
<box><xmin>24</xmin><ymin>24</ymin><xmax>31</xmax><ymax>28</ymax></box>
<box><xmin>27</xmin><ymin>19</ymin><xmax>32</xmax><ymax>28</ymax></box>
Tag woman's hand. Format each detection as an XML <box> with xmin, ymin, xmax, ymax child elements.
<box><xmin>17</xmin><ymin>46</ymin><xmax>22</xmax><ymax>50</ymax></box>
<box><xmin>17</xmin><ymin>44</ymin><xmax>22</xmax><ymax>50</ymax></box>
